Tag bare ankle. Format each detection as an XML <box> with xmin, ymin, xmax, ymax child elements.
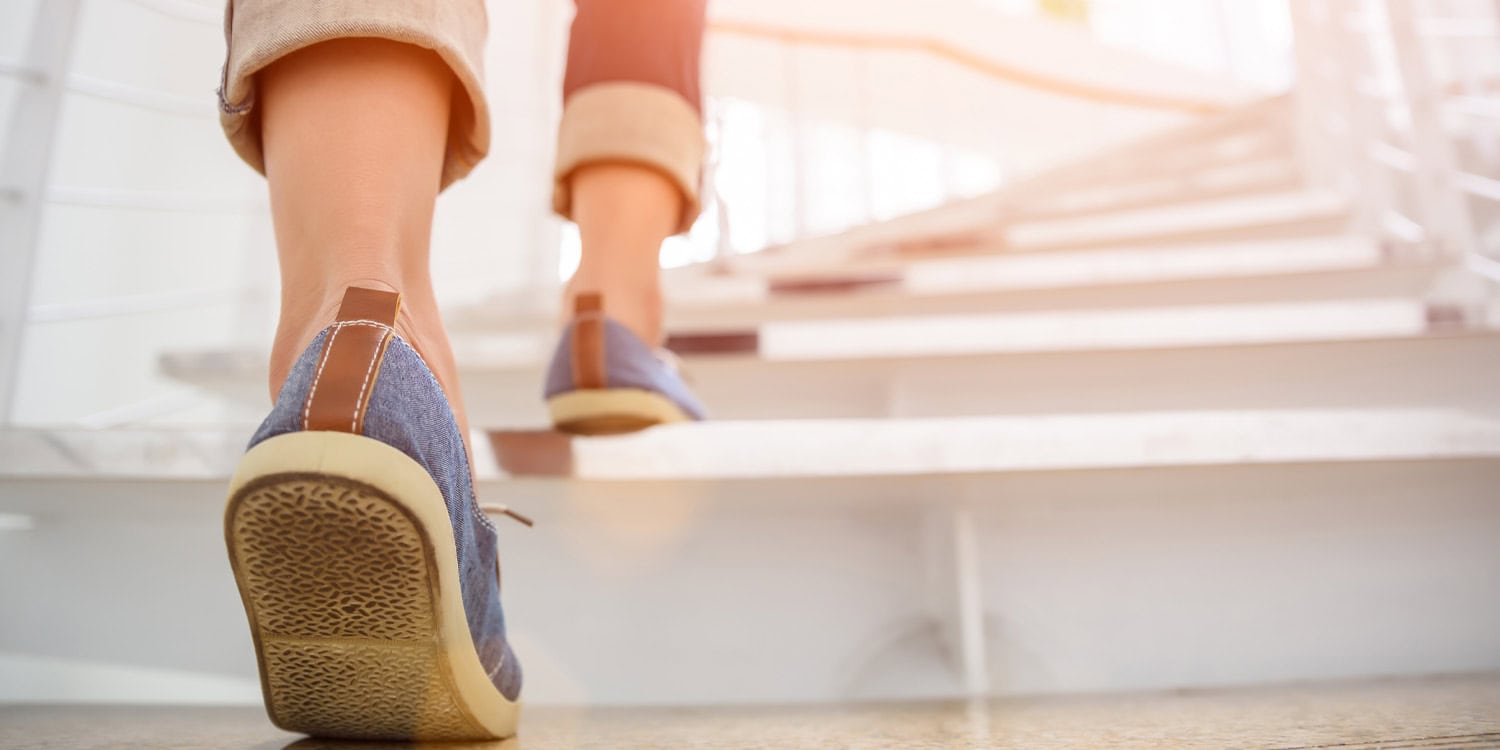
<box><xmin>267</xmin><ymin>281</ymin><xmax>449</xmax><ymax>401</ymax></box>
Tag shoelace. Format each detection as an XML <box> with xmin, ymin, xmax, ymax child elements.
<box><xmin>478</xmin><ymin>503</ymin><xmax>531</xmax><ymax>591</ymax></box>
<box><xmin>479</xmin><ymin>503</ymin><xmax>534</xmax><ymax>527</ymax></box>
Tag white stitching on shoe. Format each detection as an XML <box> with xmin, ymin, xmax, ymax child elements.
<box><xmin>331</xmin><ymin>327</ymin><xmax>498</xmax><ymax>536</ymax></box>
<box><xmin>333</xmin><ymin>320</ymin><xmax>394</xmax><ymax>332</ymax></box>
<box><xmin>301</xmin><ymin>325</ymin><xmax>341</xmax><ymax>430</ymax></box>
<box><xmin>301</xmin><ymin>321</ymin><xmax>394</xmax><ymax>430</ymax></box>
<box><xmin>473</xmin><ymin>498</ymin><xmax>499</xmax><ymax>535</ymax></box>
<box><xmin>350</xmin><ymin>329</ymin><xmax>390</xmax><ymax>432</ymax></box>
<box><xmin>486</xmin><ymin>648</ymin><xmax>508</xmax><ymax>680</ymax></box>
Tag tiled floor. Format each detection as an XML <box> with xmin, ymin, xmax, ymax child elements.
<box><xmin>4</xmin><ymin>673</ymin><xmax>1498</xmax><ymax>749</ymax></box>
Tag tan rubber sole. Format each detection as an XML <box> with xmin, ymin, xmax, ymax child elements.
<box><xmin>547</xmin><ymin>388</ymin><xmax>691</xmax><ymax>435</ymax></box>
<box><xmin>225</xmin><ymin>431</ymin><xmax>520</xmax><ymax>741</ymax></box>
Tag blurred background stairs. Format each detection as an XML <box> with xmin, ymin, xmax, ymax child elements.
<box><xmin>2</xmin><ymin>0</ymin><xmax>1499</xmax><ymax>710</ymax></box>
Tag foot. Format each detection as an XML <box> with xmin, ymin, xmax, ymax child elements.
<box><xmin>228</xmin><ymin>286</ymin><xmax>521</xmax><ymax>740</ymax></box>
<box><xmin>543</xmin><ymin>292</ymin><xmax>706</xmax><ymax>434</ymax></box>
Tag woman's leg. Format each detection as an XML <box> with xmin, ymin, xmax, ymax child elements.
<box><xmin>216</xmin><ymin>9</ymin><xmax>523</xmax><ymax>738</ymax></box>
<box><xmin>553</xmin><ymin>0</ymin><xmax>709</xmax><ymax>346</ymax></box>
<box><xmin>565</xmin><ymin>164</ymin><xmax>680</xmax><ymax>345</ymax></box>
<box><xmin>258</xmin><ymin>38</ymin><xmax>470</xmax><ymax>438</ymax></box>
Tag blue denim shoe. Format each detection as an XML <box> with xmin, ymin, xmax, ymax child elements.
<box><xmin>544</xmin><ymin>292</ymin><xmax>707</xmax><ymax>434</ymax></box>
<box><xmin>224</xmin><ymin>287</ymin><xmax>522</xmax><ymax>741</ymax></box>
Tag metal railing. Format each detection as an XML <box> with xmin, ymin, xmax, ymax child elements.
<box><xmin>1291</xmin><ymin>0</ymin><xmax>1500</xmax><ymax>300</ymax></box>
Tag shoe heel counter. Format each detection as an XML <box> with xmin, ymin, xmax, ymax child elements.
<box><xmin>570</xmin><ymin>292</ymin><xmax>607</xmax><ymax>390</ymax></box>
<box><xmin>302</xmin><ymin>287</ymin><xmax>403</xmax><ymax>434</ymax></box>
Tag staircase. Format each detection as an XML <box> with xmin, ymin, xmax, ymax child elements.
<box><xmin>7</xmin><ymin>73</ymin><xmax>1500</xmax><ymax>706</ymax></box>
<box><xmin>4</xmin><ymin>0</ymin><xmax>1500</xmax><ymax>713</ymax></box>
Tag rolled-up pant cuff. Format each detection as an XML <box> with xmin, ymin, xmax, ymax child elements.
<box><xmin>217</xmin><ymin>0</ymin><xmax>490</xmax><ymax>190</ymax></box>
<box><xmin>552</xmin><ymin>82</ymin><xmax>706</xmax><ymax>235</ymax></box>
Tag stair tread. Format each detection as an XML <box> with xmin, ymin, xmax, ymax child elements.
<box><xmin>462</xmin><ymin>237</ymin><xmax>1412</xmax><ymax>332</ymax></box>
<box><xmin>6</xmin><ymin>408</ymin><xmax>1498</xmax><ymax>485</ymax></box>
<box><xmin>669</xmin><ymin>262</ymin><xmax>1439</xmax><ymax>333</ymax></box>
<box><xmin>1005</xmin><ymin>190</ymin><xmax>1349</xmax><ymax>250</ymax></box>
<box><xmin>754</xmin><ymin>298</ymin><xmax>1427</xmax><ymax>361</ymax></box>
<box><xmin>491</xmin><ymin>408</ymin><xmax>1500</xmax><ymax>479</ymax></box>
<box><xmin>156</xmin><ymin>330</ymin><xmax>1500</xmax><ymax>425</ymax></box>
<box><xmin>168</xmin><ymin>306</ymin><xmax>1470</xmax><ymax>380</ymax></box>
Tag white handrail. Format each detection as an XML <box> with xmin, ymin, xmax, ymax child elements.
<box><xmin>1449</xmin><ymin>96</ymin><xmax>1500</xmax><ymax>120</ymax></box>
<box><xmin>66</xmin><ymin>74</ymin><xmax>211</xmax><ymax>118</ymax></box>
<box><xmin>0</xmin><ymin>59</ymin><xmax>45</xmax><ymax>84</ymax></box>
<box><xmin>47</xmin><ymin>186</ymin><xmax>265</xmax><ymax>213</ymax></box>
<box><xmin>1416</xmin><ymin>17</ymin><xmax>1500</xmax><ymax>38</ymax></box>
<box><xmin>0</xmin><ymin>0</ymin><xmax>83</xmax><ymax>427</ymax></box>
<box><xmin>1457</xmin><ymin>172</ymin><xmax>1500</xmax><ymax>203</ymax></box>
<box><xmin>26</xmin><ymin>286</ymin><xmax>269</xmax><ymax>325</ymax></box>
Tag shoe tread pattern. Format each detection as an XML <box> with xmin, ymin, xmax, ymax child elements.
<box><xmin>227</xmin><ymin>474</ymin><xmax>491</xmax><ymax>741</ymax></box>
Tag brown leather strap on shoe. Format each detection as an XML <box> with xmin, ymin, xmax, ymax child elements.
<box><xmin>302</xmin><ymin>287</ymin><xmax>402</xmax><ymax>434</ymax></box>
<box><xmin>571</xmin><ymin>292</ymin><xmax>607</xmax><ymax>390</ymax></box>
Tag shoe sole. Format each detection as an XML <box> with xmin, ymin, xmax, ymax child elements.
<box><xmin>547</xmin><ymin>388</ymin><xmax>691</xmax><ymax>435</ymax></box>
<box><xmin>225</xmin><ymin>431</ymin><xmax>520</xmax><ymax>741</ymax></box>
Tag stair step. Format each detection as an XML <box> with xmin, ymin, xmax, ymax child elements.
<box><xmin>5</xmin><ymin>416</ymin><xmax>1497</xmax><ymax>706</ymax></box>
<box><xmin>692</xmin><ymin>185</ymin><xmax>1347</xmax><ymax>280</ymax></box>
<box><xmin>754</xmin><ymin>298</ymin><xmax>1423</xmax><ymax>360</ymax></box>
<box><xmin>6</xmin><ymin>408</ymin><xmax>1497</xmax><ymax>488</ymax></box>
<box><xmin>669</xmin><ymin>330</ymin><xmax>1499</xmax><ymax>421</ymax></box>
<box><xmin>898</xmin><ymin>236</ymin><xmax>1383</xmax><ymax>291</ymax></box>
<box><xmin>660</xmin><ymin>249</ymin><xmax>1431</xmax><ymax>332</ymax></box>
<box><xmin>1007</xmin><ymin>155</ymin><xmax>1302</xmax><ymax>222</ymax></box>
<box><xmin>486</xmin><ymin>408</ymin><xmax>1500</xmax><ymax>480</ymax></box>
<box><xmin>158</xmin><ymin>329</ymin><xmax>1500</xmax><ymax>424</ymax></box>
<box><xmin>468</xmin><ymin>236</ymin><xmax>1402</xmax><ymax>333</ymax></box>
<box><xmin>1005</xmin><ymin>190</ymin><xmax>1350</xmax><ymax>251</ymax></box>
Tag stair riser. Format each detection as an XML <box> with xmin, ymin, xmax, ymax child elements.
<box><xmin>666</xmin><ymin>264</ymin><xmax>1428</xmax><ymax>331</ymax></box>
<box><xmin>4</xmin><ymin>460</ymin><xmax>1497</xmax><ymax>704</ymax></box>
<box><xmin>1010</xmin><ymin>160</ymin><xmax>1301</xmax><ymax>224</ymax></box>
<box><xmin>452</xmin><ymin>334</ymin><xmax>1500</xmax><ymax>424</ymax></box>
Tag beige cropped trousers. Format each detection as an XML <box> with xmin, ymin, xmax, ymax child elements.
<box><xmin>216</xmin><ymin>0</ymin><xmax>707</xmax><ymax>232</ymax></box>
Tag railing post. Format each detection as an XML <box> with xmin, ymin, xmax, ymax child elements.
<box><xmin>0</xmin><ymin>0</ymin><xmax>84</xmax><ymax>426</ymax></box>
<box><xmin>1383</xmin><ymin>0</ymin><xmax>1480</xmax><ymax>261</ymax></box>
<box><xmin>1288</xmin><ymin>0</ymin><xmax>1339</xmax><ymax>191</ymax></box>
<box><xmin>923</xmin><ymin>500</ymin><xmax>990</xmax><ymax>696</ymax></box>
<box><xmin>782</xmin><ymin>39</ymin><xmax>809</xmax><ymax>241</ymax></box>
<box><xmin>854</xmin><ymin>46</ymin><xmax>875</xmax><ymax>225</ymax></box>
<box><xmin>1305</xmin><ymin>0</ymin><xmax>1394</xmax><ymax>243</ymax></box>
